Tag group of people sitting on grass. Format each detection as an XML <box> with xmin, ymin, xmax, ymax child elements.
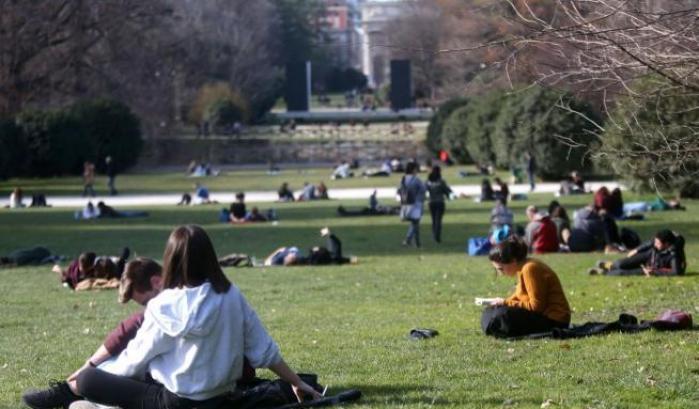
<box><xmin>277</xmin><ymin>182</ymin><xmax>329</xmax><ymax>202</ymax></box>
<box><xmin>474</xmin><ymin>177</ymin><xmax>510</xmax><ymax>204</ymax></box>
<box><xmin>23</xmin><ymin>225</ymin><xmax>322</xmax><ymax>409</ymax></box>
<box><xmin>5</xmin><ymin>188</ymin><xmax>50</xmax><ymax>208</ymax></box>
<box><xmin>223</xmin><ymin>192</ymin><xmax>277</xmax><ymax>224</ymax></box>
<box><xmin>53</xmin><ymin>247</ymin><xmax>131</xmax><ymax>291</ymax></box>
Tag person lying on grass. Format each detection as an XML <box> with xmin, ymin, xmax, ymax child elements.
<box><xmin>482</xmin><ymin>236</ymin><xmax>571</xmax><ymax>338</ymax></box>
<box><xmin>264</xmin><ymin>228</ymin><xmax>356</xmax><ymax>266</ymax></box>
<box><xmin>53</xmin><ymin>248</ymin><xmax>130</xmax><ymax>290</ymax></box>
<box><xmin>70</xmin><ymin>225</ymin><xmax>319</xmax><ymax>408</ymax></box>
<box><xmin>588</xmin><ymin>229</ymin><xmax>686</xmax><ymax>276</ymax></box>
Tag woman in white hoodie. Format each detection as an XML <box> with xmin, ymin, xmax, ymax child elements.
<box><xmin>75</xmin><ymin>224</ymin><xmax>321</xmax><ymax>409</ymax></box>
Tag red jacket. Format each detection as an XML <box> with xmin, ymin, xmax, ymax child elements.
<box><xmin>530</xmin><ymin>216</ymin><xmax>559</xmax><ymax>254</ymax></box>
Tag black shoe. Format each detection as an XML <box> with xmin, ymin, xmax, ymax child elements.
<box><xmin>22</xmin><ymin>380</ymin><xmax>80</xmax><ymax>409</ymax></box>
<box><xmin>120</xmin><ymin>247</ymin><xmax>130</xmax><ymax>262</ymax></box>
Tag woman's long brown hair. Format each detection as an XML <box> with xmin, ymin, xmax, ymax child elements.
<box><xmin>162</xmin><ymin>225</ymin><xmax>231</xmax><ymax>294</ymax></box>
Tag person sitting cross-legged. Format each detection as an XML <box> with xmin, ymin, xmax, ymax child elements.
<box><xmin>588</xmin><ymin>229</ymin><xmax>686</xmax><ymax>276</ymax></box>
<box><xmin>482</xmin><ymin>237</ymin><xmax>571</xmax><ymax>338</ymax></box>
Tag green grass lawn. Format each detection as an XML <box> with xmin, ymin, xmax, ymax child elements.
<box><xmin>1</xmin><ymin>193</ymin><xmax>697</xmax><ymax>408</ymax></box>
<box><xmin>0</xmin><ymin>166</ymin><xmax>509</xmax><ymax>197</ymax></box>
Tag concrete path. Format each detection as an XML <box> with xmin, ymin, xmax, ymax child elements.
<box><xmin>1</xmin><ymin>182</ymin><xmax>621</xmax><ymax>209</ymax></box>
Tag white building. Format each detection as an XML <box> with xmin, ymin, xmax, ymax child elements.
<box><xmin>359</xmin><ymin>0</ymin><xmax>409</xmax><ymax>87</ymax></box>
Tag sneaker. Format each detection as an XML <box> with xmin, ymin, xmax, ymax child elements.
<box><xmin>22</xmin><ymin>380</ymin><xmax>80</xmax><ymax>409</ymax></box>
<box><xmin>595</xmin><ymin>260</ymin><xmax>612</xmax><ymax>272</ymax></box>
<box><xmin>68</xmin><ymin>401</ymin><xmax>101</xmax><ymax>409</ymax></box>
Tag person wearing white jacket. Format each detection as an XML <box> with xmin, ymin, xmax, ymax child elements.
<box><xmin>75</xmin><ymin>225</ymin><xmax>321</xmax><ymax>409</ymax></box>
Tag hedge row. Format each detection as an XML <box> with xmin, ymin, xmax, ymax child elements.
<box><xmin>0</xmin><ymin>99</ymin><xmax>142</xmax><ymax>179</ymax></box>
<box><xmin>429</xmin><ymin>86</ymin><xmax>601</xmax><ymax>180</ymax></box>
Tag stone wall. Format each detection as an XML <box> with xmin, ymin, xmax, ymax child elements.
<box><xmin>140</xmin><ymin>138</ymin><xmax>428</xmax><ymax>165</ymax></box>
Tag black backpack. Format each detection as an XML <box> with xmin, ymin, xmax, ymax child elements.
<box><xmin>620</xmin><ymin>227</ymin><xmax>641</xmax><ymax>250</ymax></box>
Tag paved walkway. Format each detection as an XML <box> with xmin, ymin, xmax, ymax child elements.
<box><xmin>1</xmin><ymin>182</ymin><xmax>621</xmax><ymax>208</ymax></box>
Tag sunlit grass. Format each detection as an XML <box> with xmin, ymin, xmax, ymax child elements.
<box><xmin>0</xmin><ymin>193</ymin><xmax>697</xmax><ymax>408</ymax></box>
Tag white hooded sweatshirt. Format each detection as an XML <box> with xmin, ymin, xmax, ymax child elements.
<box><xmin>105</xmin><ymin>282</ymin><xmax>281</xmax><ymax>400</ymax></box>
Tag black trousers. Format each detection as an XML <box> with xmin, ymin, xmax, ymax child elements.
<box><xmin>77</xmin><ymin>367</ymin><xmax>226</xmax><ymax>409</ymax></box>
<box><xmin>607</xmin><ymin>250</ymin><xmax>651</xmax><ymax>275</ymax></box>
<box><xmin>429</xmin><ymin>202</ymin><xmax>445</xmax><ymax>243</ymax></box>
<box><xmin>481</xmin><ymin>306</ymin><xmax>569</xmax><ymax>338</ymax></box>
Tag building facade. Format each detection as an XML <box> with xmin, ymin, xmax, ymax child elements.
<box><xmin>359</xmin><ymin>0</ymin><xmax>409</xmax><ymax>87</ymax></box>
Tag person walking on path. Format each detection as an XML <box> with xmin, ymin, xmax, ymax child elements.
<box><xmin>82</xmin><ymin>161</ymin><xmax>96</xmax><ymax>197</ymax></box>
<box><xmin>105</xmin><ymin>156</ymin><xmax>118</xmax><ymax>196</ymax></box>
<box><xmin>526</xmin><ymin>152</ymin><xmax>536</xmax><ymax>192</ymax></box>
<box><xmin>398</xmin><ymin>162</ymin><xmax>426</xmax><ymax>248</ymax></box>
<box><xmin>426</xmin><ymin>165</ymin><xmax>452</xmax><ymax>243</ymax></box>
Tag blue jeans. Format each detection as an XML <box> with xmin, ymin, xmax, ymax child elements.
<box><xmin>404</xmin><ymin>219</ymin><xmax>421</xmax><ymax>247</ymax></box>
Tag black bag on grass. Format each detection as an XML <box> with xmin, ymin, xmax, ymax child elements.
<box><xmin>227</xmin><ymin>374</ymin><xmax>323</xmax><ymax>409</ymax></box>
<box><xmin>620</xmin><ymin>227</ymin><xmax>641</xmax><ymax>250</ymax></box>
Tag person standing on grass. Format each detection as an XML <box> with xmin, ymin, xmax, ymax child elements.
<box><xmin>398</xmin><ymin>162</ymin><xmax>426</xmax><ymax>248</ymax></box>
<box><xmin>73</xmin><ymin>225</ymin><xmax>320</xmax><ymax>409</ymax></box>
<box><xmin>82</xmin><ymin>161</ymin><xmax>96</xmax><ymax>197</ymax></box>
<box><xmin>482</xmin><ymin>237</ymin><xmax>571</xmax><ymax>338</ymax></box>
<box><xmin>426</xmin><ymin>165</ymin><xmax>452</xmax><ymax>243</ymax></box>
<box><xmin>525</xmin><ymin>152</ymin><xmax>536</xmax><ymax>192</ymax></box>
<box><xmin>105</xmin><ymin>156</ymin><xmax>118</xmax><ymax>196</ymax></box>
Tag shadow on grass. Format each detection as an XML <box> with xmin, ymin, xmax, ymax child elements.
<box><xmin>339</xmin><ymin>384</ymin><xmax>450</xmax><ymax>406</ymax></box>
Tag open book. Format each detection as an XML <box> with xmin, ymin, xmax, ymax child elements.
<box><xmin>474</xmin><ymin>297</ymin><xmax>499</xmax><ymax>306</ymax></box>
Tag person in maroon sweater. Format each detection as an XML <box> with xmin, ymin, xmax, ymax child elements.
<box><xmin>23</xmin><ymin>258</ymin><xmax>257</xmax><ymax>409</ymax></box>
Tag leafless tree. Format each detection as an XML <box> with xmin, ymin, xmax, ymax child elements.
<box><xmin>498</xmin><ymin>0</ymin><xmax>699</xmax><ymax>189</ymax></box>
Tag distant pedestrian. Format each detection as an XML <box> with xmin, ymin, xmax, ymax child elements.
<box><xmin>398</xmin><ymin>162</ymin><xmax>426</xmax><ymax>248</ymax></box>
<box><xmin>82</xmin><ymin>161</ymin><xmax>96</xmax><ymax>197</ymax></box>
<box><xmin>526</xmin><ymin>152</ymin><xmax>536</xmax><ymax>192</ymax></box>
<box><xmin>105</xmin><ymin>156</ymin><xmax>117</xmax><ymax>196</ymax></box>
<box><xmin>426</xmin><ymin>166</ymin><xmax>452</xmax><ymax>243</ymax></box>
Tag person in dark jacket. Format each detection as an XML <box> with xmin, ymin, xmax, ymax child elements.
<box><xmin>426</xmin><ymin>166</ymin><xmax>453</xmax><ymax>243</ymax></box>
<box><xmin>480</xmin><ymin>179</ymin><xmax>495</xmax><ymax>202</ymax></box>
<box><xmin>589</xmin><ymin>230</ymin><xmax>686</xmax><ymax>276</ymax></box>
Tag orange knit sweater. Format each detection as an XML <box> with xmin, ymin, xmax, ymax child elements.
<box><xmin>505</xmin><ymin>259</ymin><xmax>571</xmax><ymax>324</ymax></box>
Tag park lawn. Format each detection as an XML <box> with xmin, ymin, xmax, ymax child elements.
<box><xmin>0</xmin><ymin>194</ymin><xmax>697</xmax><ymax>409</ymax></box>
<box><xmin>0</xmin><ymin>166</ymin><xmax>509</xmax><ymax>197</ymax></box>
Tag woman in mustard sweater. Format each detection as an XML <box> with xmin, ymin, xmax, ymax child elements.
<box><xmin>482</xmin><ymin>237</ymin><xmax>571</xmax><ymax>338</ymax></box>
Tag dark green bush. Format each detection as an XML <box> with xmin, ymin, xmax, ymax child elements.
<box><xmin>16</xmin><ymin>110</ymin><xmax>89</xmax><ymax>176</ymax></box>
<box><xmin>0</xmin><ymin>118</ymin><xmax>25</xmax><ymax>179</ymax></box>
<box><xmin>441</xmin><ymin>105</ymin><xmax>473</xmax><ymax>164</ymax></box>
<box><xmin>600</xmin><ymin>76</ymin><xmax>699</xmax><ymax>197</ymax></box>
<box><xmin>207</xmin><ymin>98</ymin><xmax>246</xmax><ymax>132</ymax></box>
<box><xmin>425</xmin><ymin>97</ymin><xmax>468</xmax><ymax>155</ymax></box>
<box><xmin>70</xmin><ymin>99</ymin><xmax>143</xmax><ymax>173</ymax></box>
<box><xmin>464</xmin><ymin>91</ymin><xmax>505</xmax><ymax>166</ymax></box>
<box><xmin>491</xmin><ymin>86</ymin><xmax>599</xmax><ymax>179</ymax></box>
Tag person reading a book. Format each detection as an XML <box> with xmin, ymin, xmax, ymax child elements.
<box><xmin>481</xmin><ymin>236</ymin><xmax>571</xmax><ymax>338</ymax></box>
